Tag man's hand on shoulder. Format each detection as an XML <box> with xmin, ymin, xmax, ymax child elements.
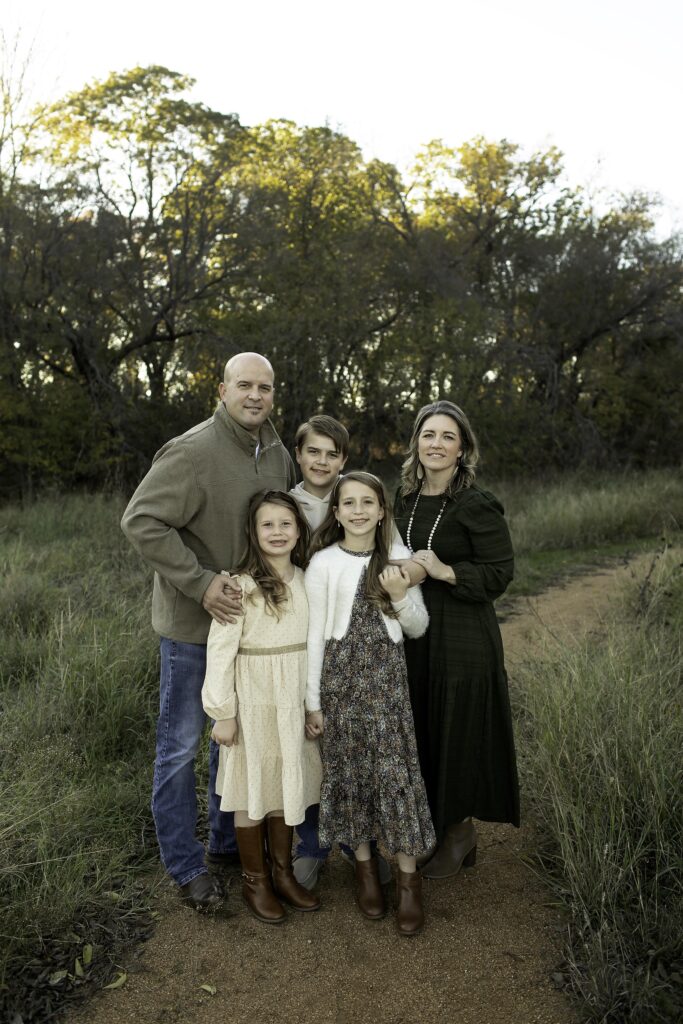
<box><xmin>202</xmin><ymin>575</ymin><xmax>243</xmax><ymax>624</ymax></box>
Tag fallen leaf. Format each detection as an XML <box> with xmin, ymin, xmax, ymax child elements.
<box><xmin>74</xmin><ymin>958</ymin><xmax>84</xmax><ymax>978</ymax></box>
<box><xmin>103</xmin><ymin>971</ymin><xmax>127</xmax><ymax>990</ymax></box>
<box><xmin>48</xmin><ymin>970</ymin><xmax>68</xmax><ymax>986</ymax></box>
<box><xmin>200</xmin><ymin>984</ymin><xmax>217</xmax><ymax>996</ymax></box>
<box><xmin>82</xmin><ymin>944</ymin><xmax>93</xmax><ymax>965</ymax></box>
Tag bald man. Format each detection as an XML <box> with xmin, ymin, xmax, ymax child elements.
<box><xmin>122</xmin><ymin>353</ymin><xmax>295</xmax><ymax>909</ymax></box>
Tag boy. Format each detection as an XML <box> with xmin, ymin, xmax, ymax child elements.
<box><xmin>289</xmin><ymin>414</ymin><xmax>349</xmax><ymax>529</ymax></box>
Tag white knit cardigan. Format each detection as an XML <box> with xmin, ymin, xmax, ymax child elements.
<box><xmin>304</xmin><ymin>541</ymin><xmax>429</xmax><ymax>712</ymax></box>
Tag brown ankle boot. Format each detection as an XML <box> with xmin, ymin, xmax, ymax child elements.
<box><xmin>396</xmin><ymin>869</ymin><xmax>424</xmax><ymax>936</ymax></box>
<box><xmin>354</xmin><ymin>855</ymin><xmax>385</xmax><ymax>919</ymax></box>
<box><xmin>235</xmin><ymin>824</ymin><xmax>285</xmax><ymax>924</ymax></box>
<box><xmin>421</xmin><ymin>819</ymin><xmax>477</xmax><ymax>880</ymax></box>
<box><xmin>266</xmin><ymin>816</ymin><xmax>321</xmax><ymax>912</ymax></box>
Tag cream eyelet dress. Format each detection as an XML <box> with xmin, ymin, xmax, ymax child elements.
<box><xmin>202</xmin><ymin>570</ymin><xmax>322</xmax><ymax>825</ymax></box>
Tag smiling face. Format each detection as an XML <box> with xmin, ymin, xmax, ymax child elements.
<box><xmin>334</xmin><ymin>480</ymin><xmax>384</xmax><ymax>548</ymax></box>
<box><xmin>417</xmin><ymin>413</ymin><xmax>463</xmax><ymax>476</ymax></box>
<box><xmin>296</xmin><ymin>431</ymin><xmax>348</xmax><ymax>498</ymax></box>
<box><xmin>219</xmin><ymin>354</ymin><xmax>274</xmax><ymax>436</ymax></box>
<box><xmin>255</xmin><ymin>501</ymin><xmax>300</xmax><ymax>561</ymax></box>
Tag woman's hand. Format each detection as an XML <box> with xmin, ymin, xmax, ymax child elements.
<box><xmin>212</xmin><ymin>718</ymin><xmax>238</xmax><ymax>746</ymax></box>
<box><xmin>305</xmin><ymin>711</ymin><xmax>324</xmax><ymax>739</ymax></box>
<box><xmin>379</xmin><ymin>564</ymin><xmax>411</xmax><ymax>602</ymax></box>
<box><xmin>389</xmin><ymin>557</ymin><xmax>427</xmax><ymax>585</ymax></box>
<box><xmin>410</xmin><ymin>549</ymin><xmax>456</xmax><ymax>583</ymax></box>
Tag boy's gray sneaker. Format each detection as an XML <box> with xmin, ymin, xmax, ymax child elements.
<box><xmin>292</xmin><ymin>856</ymin><xmax>324</xmax><ymax>890</ymax></box>
<box><xmin>340</xmin><ymin>848</ymin><xmax>392</xmax><ymax>885</ymax></box>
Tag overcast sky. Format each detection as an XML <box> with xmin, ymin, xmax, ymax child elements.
<box><xmin>5</xmin><ymin>0</ymin><xmax>682</xmax><ymax>233</ymax></box>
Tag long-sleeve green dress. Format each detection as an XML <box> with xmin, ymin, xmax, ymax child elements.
<box><xmin>394</xmin><ymin>484</ymin><xmax>520</xmax><ymax>838</ymax></box>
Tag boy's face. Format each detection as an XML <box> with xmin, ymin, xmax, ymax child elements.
<box><xmin>295</xmin><ymin>431</ymin><xmax>348</xmax><ymax>497</ymax></box>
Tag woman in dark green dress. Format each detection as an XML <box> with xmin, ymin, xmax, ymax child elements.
<box><xmin>394</xmin><ymin>400</ymin><xmax>519</xmax><ymax>879</ymax></box>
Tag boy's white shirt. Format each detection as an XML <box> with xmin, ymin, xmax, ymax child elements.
<box><xmin>289</xmin><ymin>480</ymin><xmax>332</xmax><ymax>531</ymax></box>
<box><xmin>304</xmin><ymin>541</ymin><xmax>429</xmax><ymax>712</ymax></box>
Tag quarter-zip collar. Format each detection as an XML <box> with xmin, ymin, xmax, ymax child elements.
<box><xmin>215</xmin><ymin>401</ymin><xmax>284</xmax><ymax>465</ymax></box>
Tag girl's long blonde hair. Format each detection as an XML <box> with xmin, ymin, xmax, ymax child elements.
<box><xmin>311</xmin><ymin>471</ymin><xmax>398</xmax><ymax>618</ymax></box>
<box><xmin>235</xmin><ymin>491</ymin><xmax>310</xmax><ymax>616</ymax></box>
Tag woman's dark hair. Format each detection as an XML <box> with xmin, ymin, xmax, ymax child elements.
<box><xmin>235</xmin><ymin>491</ymin><xmax>310</xmax><ymax>616</ymax></box>
<box><xmin>311</xmin><ymin>471</ymin><xmax>398</xmax><ymax>618</ymax></box>
<box><xmin>400</xmin><ymin>400</ymin><xmax>479</xmax><ymax>497</ymax></box>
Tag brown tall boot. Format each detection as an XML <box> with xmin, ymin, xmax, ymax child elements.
<box><xmin>396</xmin><ymin>869</ymin><xmax>424</xmax><ymax>936</ymax></box>
<box><xmin>354</xmin><ymin>855</ymin><xmax>386</xmax><ymax>919</ymax></box>
<box><xmin>235</xmin><ymin>824</ymin><xmax>285</xmax><ymax>924</ymax></box>
<box><xmin>266</xmin><ymin>816</ymin><xmax>321</xmax><ymax>912</ymax></box>
<box><xmin>421</xmin><ymin>819</ymin><xmax>477</xmax><ymax>880</ymax></box>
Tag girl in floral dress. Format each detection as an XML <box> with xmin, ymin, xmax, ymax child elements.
<box><xmin>304</xmin><ymin>472</ymin><xmax>435</xmax><ymax>935</ymax></box>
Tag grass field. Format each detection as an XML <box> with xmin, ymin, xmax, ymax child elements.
<box><xmin>1</xmin><ymin>470</ymin><xmax>681</xmax><ymax>1022</ymax></box>
<box><xmin>513</xmin><ymin>547</ymin><xmax>683</xmax><ymax>1023</ymax></box>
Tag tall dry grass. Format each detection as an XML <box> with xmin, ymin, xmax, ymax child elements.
<box><xmin>495</xmin><ymin>468</ymin><xmax>682</xmax><ymax>552</ymax></box>
<box><xmin>513</xmin><ymin>548</ymin><xmax>683</xmax><ymax>1023</ymax></box>
<box><xmin>0</xmin><ymin>495</ymin><xmax>159</xmax><ymax>1014</ymax></box>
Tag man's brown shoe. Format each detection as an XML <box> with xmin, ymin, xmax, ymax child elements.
<box><xmin>179</xmin><ymin>872</ymin><xmax>223</xmax><ymax>911</ymax></box>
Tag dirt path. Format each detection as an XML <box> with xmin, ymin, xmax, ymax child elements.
<box><xmin>68</xmin><ymin>555</ymin><xmax>652</xmax><ymax>1024</ymax></box>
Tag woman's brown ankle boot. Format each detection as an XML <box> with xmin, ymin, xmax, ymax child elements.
<box><xmin>354</xmin><ymin>855</ymin><xmax>386</xmax><ymax>919</ymax></box>
<box><xmin>396</xmin><ymin>869</ymin><xmax>424</xmax><ymax>936</ymax></box>
<box><xmin>266</xmin><ymin>816</ymin><xmax>320</xmax><ymax>912</ymax></box>
<box><xmin>421</xmin><ymin>819</ymin><xmax>477</xmax><ymax>880</ymax></box>
<box><xmin>235</xmin><ymin>824</ymin><xmax>285</xmax><ymax>924</ymax></box>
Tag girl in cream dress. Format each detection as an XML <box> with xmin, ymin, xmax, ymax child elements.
<box><xmin>202</xmin><ymin>491</ymin><xmax>322</xmax><ymax>924</ymax></box>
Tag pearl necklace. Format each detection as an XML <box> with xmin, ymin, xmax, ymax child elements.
<box><xmin>405</xmin><ymin>488</ymin><xmax>448</xmax><ymax>553</ymax></box>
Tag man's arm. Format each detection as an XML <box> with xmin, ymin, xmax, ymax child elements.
<box><xmin>122</xmin><ymin>444</ymin><xmax>214</xmax><ymax>600</ymax></box>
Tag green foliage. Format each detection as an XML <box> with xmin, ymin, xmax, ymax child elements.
<box><xmin>513</xmin><ymin>550</ymin><xmax>683</xmax><ymax>1023</ymax></box>
<box><xmin>1</xmin><ymin>63</ymin><xmax>681</xmax><ymax>496</ymax></box>
<box><xmin>0</xmin><ymin>494</ymin><xmax>159</xmax><ymax>1006</ymax></box>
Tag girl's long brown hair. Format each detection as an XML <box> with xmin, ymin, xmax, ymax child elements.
<box><xmin>235</xmin><ymin>491</ymin><xmax>310</xmax><ymax>617</ymax></box>
<box><xmin>311</xmin><ymin>471</ymin><xmax>398</xmax><ymax>618</ymax></box>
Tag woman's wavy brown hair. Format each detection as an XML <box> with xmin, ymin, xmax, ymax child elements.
<box><xmin>399</xmin><ymin>400</ymin><xmax>479</xmax><ymax>498</ymax></box>
<box><xmin>311</xmin><ymin>471</ymin><xmax>398</xmax><ymax>618</ymax></box>
<box><xmin>235</xmin><ymin>490</ymin><xmax>310</xmax><ymax>617</ymax></box>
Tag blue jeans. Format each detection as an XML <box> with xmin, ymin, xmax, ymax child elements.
<box><xmin>295</xmin><ymin>804</ymin><xmax>372</xmax><ymax>861</ymax></box>
<box><xmin>295</xmin><ymin>804</ymin><xmax>331</xmax><ymax>860</ymax></box>
<box><xmin>152</xmin><ymin>638</ymin><xmax>236</xmax><ymax>886</ymax></box>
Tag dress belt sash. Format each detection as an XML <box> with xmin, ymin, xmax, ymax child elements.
<box><xmin>238</xmin><ymin>642</ymin><xmax>307</xmax><ymax>656</ymax></box>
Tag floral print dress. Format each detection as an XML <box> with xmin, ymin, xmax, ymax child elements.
<box><xmin>318</xmin><ymin>559</ymin><xmax>435</xmax><ymax>855</ymax></box>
